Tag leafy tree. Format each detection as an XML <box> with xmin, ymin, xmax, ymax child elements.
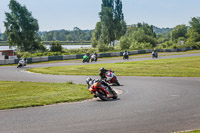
<box><xmin>92</xmin><ymin>0</ymin><xmax>126</xmax><ymax>49</ymax></box>
<box><xmin>186</xmin><ymin>17</ymin><xmax>200</xmax><ymax>45</ymax></box>
<box><xmin>153</xmin><ymin>26</ymin><xmax>173</xmax><ymax>34</ymax></box>
<box><xmin>0</xmin><ymin>32</ymin><xmax>8</xmax><ymax>41</ymax></box>
<box><xmin>119</xmin><ymin>36</ymin><xmax>130</xmax><ymax>49</ymax></box>
<box><xmin>114</xmin><ymin>0</ymin><xmax>126</xmax><ymax>40</ymax></box>
<box><xmin>121</xmin><ymin>23</ymin><xmax>157</xmax><ymax>50</ymax></box>
<box><xmin>170</xmin><ymin>24</ymin><xmax>187</xmax><ymax>42</ymax></box>
<box><xmin>71</xmin><ymin>27</ymin><xmax>84</xmax><ymax>42</ymax></box>
<box><xmin>100</xmin><ymin>7</ymin><xmax>115</xmax><ymax>45</ymax></box>
<box><xmin>91</xmin><ymin>22</ymin><xmax>102</xmax><ymax>48</ymax></box>
<box><xmin>4</xmin><ymin>0</ymin><xmax>41</xmax><ymax>51</ymax></box>
<box><xmin>189</xmin><ymin>17</ymin><xmax>200</xmax><ymax>34</ymax></box>
<box><xmin>41</xmin><ymin>28</ymin><xmax>92</xmax><ymax>42</ymax></box>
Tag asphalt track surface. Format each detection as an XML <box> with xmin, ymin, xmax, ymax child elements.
<box><xmin>0</xmin><ymin>53</ymin><xmax>200</xmax><ymax>133</ymax></box>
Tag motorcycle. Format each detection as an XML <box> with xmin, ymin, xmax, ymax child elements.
<box><xmin>91</xmin><ymin>54</ymin><xmax>97</xmax><ymax>62</ymax></box>
<box><xmin>88</xmin><ymin>81</ymin><xmax>118</xmax><ymax>101</ymax></box>
<box><xmin>123</xmin><ymin>54</ymin><xmax>129</xmax><ymax>60</ymax></box>
<box><xmin>83</xmin><ymin>55</ymin><xmax>90</xmax><ymax>63</ymax></box>
<box><xmin>152</xmin><ymin>51</ymin><xmax>158</xmax><ymax>58</ymax></box>
<box><xmin>105</xmin><ymin>70</ymin><xmax>120</xmax><ymax>86</ymax></box>
<box><xmin>17</xmin><ymin>58</ymin><xmax>27</xmax><ymax>68</ymax></box>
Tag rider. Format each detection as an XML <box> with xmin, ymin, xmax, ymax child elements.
<box><xmin>23</xmin><ymin>57</ymin><xmax>27</xmax><ymax>63</ymax></box>
<box><xmin>94</xmin><ymin>52</ymin><xmax>98</xmax><ymax>61</ymax></box>
<box><xmin>123</xmin><ymin>50</ymin><xmax>129</xmax><ymax>59</ymax></box>
<box><xmin>94</xmin><ymin>52</ymin><xmax>97</xmax><ymax>57</ymax></box>
<box><xmin>123</xmin><ymin>50</ymin><xmax>128</xmax><ymax>56</ymax></box>
<box><xmin>86</xmin><ymin>77</ymin><xmax>113</xmax><ymax>91</ymax></box>
<box><xmin>152</xmin><ymin>48</ymin><xmax>158</xmax><ymax>56</ymax></box>
<box><xmin>99</xmin><ymin>67</ymin><xmax>109</xmax><ymax>81</ymax></box>
<box><xmin>86</xmin><ymin>52</ymin><xmax>90</xmax><ymax>57</ymax></box>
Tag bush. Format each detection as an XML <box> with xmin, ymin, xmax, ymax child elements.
<box><xmin>119</xmin><ymin>36</ymin><xmax>130</xmax><ymax>50</ymax></box>
<box><xmin>39</xmin><ymin>42</ymin><xmax>47</xmax><ymax>52</ymax></box>
<box><xmin>50</xmin><ymin>42</ymin><xmax>63</xmax><ymax>52</ymax></box>
<box><xmin>97</xmin><ymin>43</ymin><xmax>114</xmax><ymax>52</ymax></box>
<box><xmin>129</xmin><ymin>40</ymin><xmax>152</xmax><ymax>50</ymax></box>
<box><xmin>160</xmin><ymin>41</ymin><xmax>173</xmax><ymax>48</ymax></box>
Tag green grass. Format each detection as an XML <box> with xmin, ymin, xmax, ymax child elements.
<box><xmin>174</xmin><ymin>130</ymin><xmax>200</xmax><ymax>133</ymax></box>
<box><xmin>0</xmin><ymin>81</ymin><xmax>93</xmax><ymax>110</ymax></box>
<box><xmin>27</xmin><ymin>56</ymin><xmax>200</xmax><ymax>77</ymax></box>
<box><xmin>187</xmin><ymin>130</ymin><xmax>200</xmax><ymax>133</ymax></box>
<box><xmin>186</xmin><ymin>130</ymin><xmax>200</xmax><ymax>133</ymax></box>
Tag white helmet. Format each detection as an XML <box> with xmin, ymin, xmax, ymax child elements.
<box><xmin>86</xmin><ymin>77</ymin><xmax>92</xmax><ymax>85</ymax></box>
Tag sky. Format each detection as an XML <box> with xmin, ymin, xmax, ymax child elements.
<box><xmin>0</xmin><ymin>0</ymin><xmax>200</xmax><ymax>32</ymax></box>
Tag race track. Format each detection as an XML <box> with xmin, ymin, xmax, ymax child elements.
<box><xmin>0</xmin><ymin>53</ymin><xmax>200</xmax><ymax>133</ymax></box>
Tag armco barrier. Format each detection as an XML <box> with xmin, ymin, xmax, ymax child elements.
<box><xmin>5</xmin><ymin>59</ymin><xmax>15</xmax><ymax>64</ymax></box>
<box><xmin>63</xmin><ymin>55</ymin><xmax>70</xmax><ymax>60</ymax></box>
<box><xmin>40</xmin><ymin>57</ymin><xmax>48</xmax><ymax>62</ymax></box>
<box><xmin>0</xmin><ymin>47</ymin><xmax>193</xmax><ymax>65</ymax></box>
<box><xmin>32</xmin><ymin>57</ymin><xmax>41</xmax><ymax>62</ymax></box>
<box><xmin>0</xmin><ymin>60</ymin><xmax>4</xmax><ymax>65</ymax></box>
<box><xmin>69</xmin><ymin>54</ymin><xmax>76</xmax><ymax>59</ymax></box>
<box><xmin>138</xmin><ymin>50</ymin><xmax>146</xmax><ymax>54</ymax></box>
<box><xmin>48</xmin><ymin>56</ymin><xmax>63</xmax><ymax>61</ymax></box>
<box><xmin>76</xmin><ymin>54</ymin><xmax>85</xmax><ymax>59</ymax></box>
<box><xmin>129</xmin><ymin>51</ymin><xmax>139</xmax><ymax>55</ymax></box>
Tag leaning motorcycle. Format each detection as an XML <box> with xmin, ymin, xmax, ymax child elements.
<box><xmin>104</xmin><ymin>70</ymin><xmax>120</xmax><ymax>86</ymax></box>
<box><xmin>88</xmin><ymin>82</ymin><xmax>118</xmax><ymax>101</ymax></box>
<box><xmin>152</xmin><ymin>51</ymin><xmax>158</xmax><ymax>58</ymax></box>
<box><xmin>83</xmin><ymin>55</ymin><xmax>90</xmax><ymax>63</ymax></box>
<box><xmin>17</xmin><ymin>59</ymin><xmax>27</xmax><ymax>68</ymax></box>
<box><xmin>123</xmin><ymin>54</ymin><xmax>129</xmax><ymax>60</ymax></box>
<box><xmin>91</xmin><ymin>54</ymin><xmax>97</xmax><ymax>62</ymax></box>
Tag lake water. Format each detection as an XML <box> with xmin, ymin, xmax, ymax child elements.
<box><xmin>0</xmin><ymin>45</ymin><xmax>91</xmax><ymax>50</ymax></box>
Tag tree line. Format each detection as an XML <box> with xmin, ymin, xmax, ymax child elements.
<box><xmin>1</xmin><ymin>0</ymin><xmax>200</xmax><ymax>53</ymax></box>
<box><xmin>39</xmin><ymin>28</ymin><xmax>93</xmax><ymax>42</ymax></box>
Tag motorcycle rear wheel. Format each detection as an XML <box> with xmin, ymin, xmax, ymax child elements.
<box><xmin>96</xmin><ymin>91</ymin><xmax>108</xmax><ymax>101</ymax></box>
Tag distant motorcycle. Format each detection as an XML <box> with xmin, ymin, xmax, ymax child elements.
<box><xmin>17</xmin><ymin>58</ymin><xmax>27</xmax><ymax>68</ymax></box>
<box><xmin>123</xmin><ymin>54</ymin><xmax>129</xmax><ymax>60</ymax></box>
<box><xmin>152</xmin><ymin>51</ymin><xmax>158</xmax><ymax>58</ymax></box>
<box><xmin>83</xmin><ymin>55</ymin><xmax>90</xmax><ymax>63</ymax></box>
<box><xmin>88</xmin><ymin>81</ymin><xmax>118</xmax><ymax>101</ymax></box>
<box><xmin>123</xmin><ymin>51</ymin><xmax>129</xmax><ymax>60</ymax></box>
<box><xmin>91</xmin><ymin>54</ymin><xmax>97</xmax><ymax>62</ymax></box>
<box><xmin>104</xmin><ymin>70</ymin><xmax>120</xmax><ymax>86</ymax></box>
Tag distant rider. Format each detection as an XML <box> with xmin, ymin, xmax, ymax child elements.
<box><xmin>99</xmin><ymin>67</ymin><xmax>110</xmax><ymax>81</ymax></box>
<box><xmin>152</xmin><ymin>48</ymin><xmax>158</xmax><ymax>57</ymax></box>
<box><xmin>86</xmin><ymin>52</ymin><xmax>90</xmax><ymax>57</ymax></box>
<box><xmin>123</xmin><ymin>50</ymin><xmax>128</xmax><ymax>56</ymax></box>
<box><xmin>123</xmin><ymin>50</ymin><xmax>129</xmax><ymax>59</ymax></box>
<box><xmin>94</xmin><ymin>52</ymin><xmax>98</xmax><ymax>61</ymax></box>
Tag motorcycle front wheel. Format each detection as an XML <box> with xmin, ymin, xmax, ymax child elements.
<box><xmin>115</xmin><ymin>80</ymin><xmax>120</xmax><ymax>86</ymax></box>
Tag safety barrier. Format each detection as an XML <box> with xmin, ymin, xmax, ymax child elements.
<box><xmin>0</xmin><ymin>47</ymin><xmax>193</xmax><ymax>65</ymax></box>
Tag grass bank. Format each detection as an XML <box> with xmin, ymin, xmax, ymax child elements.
<box><xmin>0</xmin><ymin>81</ymin><xmax>92</xmax><ymax>110</ymax></box>
<box><xmin>28</xmin><ymin>56</ymin><xmax>200</xmax><ymax>77</ymax></box>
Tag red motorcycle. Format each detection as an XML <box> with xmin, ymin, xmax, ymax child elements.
<box><xmin>105</xmin><ymin>70</ymin><xmax>120</xmax><ymax>86</ymax></box>
<box><xmin>88</xmin><ymin>82</ymin><xmax>118</xmax><ymax>101</ymax></box>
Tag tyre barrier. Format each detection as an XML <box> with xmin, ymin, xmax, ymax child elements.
<box><xmin>0</xmin><ymin>47</ymin><xmax>193</xmax><ymax>65</ymax></box>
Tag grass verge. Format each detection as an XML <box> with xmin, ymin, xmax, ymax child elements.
<box><xmin>0</xmin><ymin>81</ymin><xmax>93</xmax><ymax>110</ymax></box>
<box><xmin>186</xmin><ymin>130</ymin><xmax>200</xmax><ymax>133</ymax></box>
<box><xmin>27</xmin><ymin>56</ymin><xmax>200</xmax><ymax>77</ymax></box>
<box><xmin>174</xmin><ymin>130</ymin><xmax>200</xmax><ymax>133</ymax></box>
